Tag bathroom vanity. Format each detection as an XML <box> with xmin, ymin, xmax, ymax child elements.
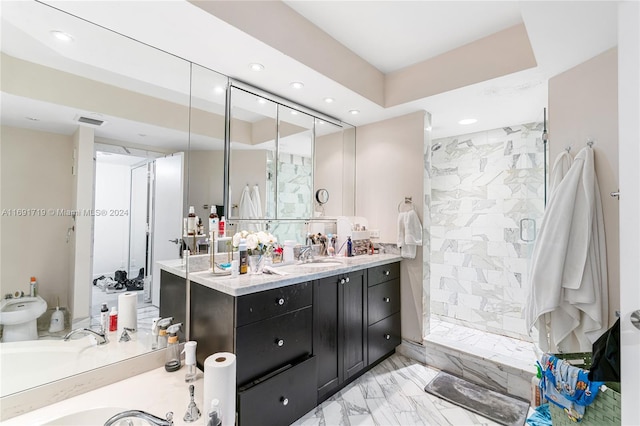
<box><xmin>159</xmin><ymin>254</ymin><xmax>402</xmax><ymax>426</ymax></box>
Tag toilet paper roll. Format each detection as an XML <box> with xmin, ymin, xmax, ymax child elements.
<box><xmin>117</xmin><ymin>292</ymin><xmax>137</xmax><ymax>333</ymax></box>
<box><xmin>203</xmin><ymin>352</ymin><xmax>236</xmax><ymax>426</ymax></box>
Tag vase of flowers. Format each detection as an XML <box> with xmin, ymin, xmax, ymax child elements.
<box><xmin>233</xmin><ymin>230</ymin><xmax>277</xmax><ymax>274</ymax></box>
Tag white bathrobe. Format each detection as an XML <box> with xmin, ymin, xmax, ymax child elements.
<box><xmin>250</xmin><ymin>185</ymin><xmax>263</xmax><ymax>219</ymax></box>
<box><xmin>238</xmin><ymin>185</ymin><xmax>257</xmax><ymax>219</ymax></box>
<box><xmin>397</xmin><ymin>210</ymin><xmax>423</xmax><ymax>259</ymax></box>
<box><xmin>525</xmin><ymin>146</ymin><xmax>608</xmax><ymax>352</ymax></box>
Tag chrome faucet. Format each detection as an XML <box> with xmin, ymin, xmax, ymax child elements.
<box><xmin>104</xmin><ymin>410</ymin><xmax>173</xmax><ymax>426</ymax></box>
<box><xmin>63</xmin><ymin>327</ymin><xmax>109</xmax><ymax>345</ymax></box>
<box><xmin>298</xmin><ymin>245</ymin><xmax>313</xmax><ymax>262</ymax></box>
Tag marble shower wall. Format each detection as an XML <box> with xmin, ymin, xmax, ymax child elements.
<box><xmin>429</xmin><ymin>123</ymin><xmax>545</xmax><ymax>340</ymax></box>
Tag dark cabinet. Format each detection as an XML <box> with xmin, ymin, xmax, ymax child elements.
<box><xmin>367</xmin><ymin>265</ymin><xmax>401</xmax><ymax>366</ymax></box>
<box><xmin>314</xmin><ymin>269</ymin><xmax>367</xmax><ymax>402</ymax></box>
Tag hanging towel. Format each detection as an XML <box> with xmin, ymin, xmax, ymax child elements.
<box><xmin>549</xmin><ymin>150</ymin><xmax>573</xmax><ymax>195</ymax></box>
<box><xmin>238</xmin><ymin>185</ymin><xmax>256</xmax><ymax>219</ymax></box>
<box><xmin>526</xmin><ymin>146</ymin><xmax>608</xmax><ymax>352</ymax></box>
<box><xmin>397</xmin><ymin>210</ymin><xmax>422</xmax><ymax>259</ymax></box>
<box><xmin>540</xmin><ymin>354</ymin><xmax>604</xmax><ymax>422</ymax></box>
<box><xmin>250</xmin><ymin>184</ymin><xmax>263</xmax><ymax>219</ymax></box>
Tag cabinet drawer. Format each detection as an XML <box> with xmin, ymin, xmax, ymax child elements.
<box><xmin>236</xmin><ymin>307</ymin><xmax>312</xmax><ymax>385</ymax></box>
<box><xmin>368</xmin><ymin>262</ymin><xmax>400</xmax><ymax>287</ymax></box>
<box><xmin>368</xmin><ymin>279</ymin><xmax>400</xmax><ymax>325</ymax></box>
<box><xmin>236</xmin><ymin>281</ymin><xmax>312</xmax><ymax>326</ymax></box>
<box><xmin>238</xmin><ymin>356</ymin><xmax>317</xmax><ymax>426</ymax></box>
<box><xmin>368</xmin><ymin>312</ymin><xmax>401</xmax><ymax>365</ymax></box>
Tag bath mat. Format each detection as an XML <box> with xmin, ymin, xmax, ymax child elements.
<box><xmin>424</xmin><ymin>371</ymin><xmax>529</xmax><ymax>426</ymax></box>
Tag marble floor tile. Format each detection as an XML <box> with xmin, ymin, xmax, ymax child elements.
<box><xmin>293</xmin><ymin>353</ymin><xmax>529</xmax><ymax>426</ymax></box>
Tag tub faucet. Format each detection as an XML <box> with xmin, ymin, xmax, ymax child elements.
<box><xmin>104</xmin><ymin>410</ymin><xmax>173</xmax><ymax>426</ymax></box>
<box><xmin>63</xmin><ymin>327</ymin><xmax>109</xmax><ymax>345</ymax></box>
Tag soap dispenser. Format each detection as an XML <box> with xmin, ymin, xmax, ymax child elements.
<box><xmin>165</xmin><ymin>322</ymin><xmax>183</xmax><ymax>372</ymax></box>
<box><xmin>183</xmin><ymin>341</ymin><xmax>197</xmax><ymax>382</ymax></box>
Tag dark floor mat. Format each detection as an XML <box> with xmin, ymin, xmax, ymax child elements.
<box><xmin>424</xmin><ymin>371</ymin><xmax>529</xmax><ymax>426</ymax></box>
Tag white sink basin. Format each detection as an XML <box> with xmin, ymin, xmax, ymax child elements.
<box><xmin>42</xmin><ymin>407</ymin><xmax>142</xmax><ymax>426</ymax></box>
<box><xmin>300</xmin><ymin>261</ymin><xmax>344</xmax><ymax>268</ymax></box>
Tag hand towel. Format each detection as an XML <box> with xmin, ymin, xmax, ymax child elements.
<box><xmin>397</xmin><ymin>210</ymin><xmax>422</xmax><ymax>259</ymax></box>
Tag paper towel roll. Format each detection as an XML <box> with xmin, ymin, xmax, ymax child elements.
<box><xmin>117</xmin><ymin>292</ymin><xmax>137</xmax><ymax>333</ymax></box>
<box><xmin>203</xmin><ymin>352</ymin><xmax>236</xmax><ymax>426</ymax></box>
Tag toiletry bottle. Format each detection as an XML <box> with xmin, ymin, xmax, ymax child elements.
<box><xmin>164</xmin><ymin>323</ymin><xmax>183</xmax><ymax>372</ymax></box>
<box><xmin>100</xmin><ymin>303</ymin><xmax>109</xmax><ymax>333</ymax></box>
<box><xmin>218</xmin><ymin>216</ymin><xmax>226</xmax><ymax>237</ymax></box>
<box><xmin>347</xmin><ymin>237</ymin><xmax>353</xmax><ymax>257</ymax></box>
<box><xmin>209</xmin><ymin>206</ymin><xmax>219</xmax><ymax>236</ymax></box>
<box><xmin>238</xmin><ymin>238</ymin><xmax>248</xmax><ymax>275</ymax></box>
<box><xmin>151</xmin><ymin>317</ymin><xmax>161</xmax><ymax>349</ymax></box>
<box><xmin>183</xmin><ymin>341</ymin><xmax>197</xmax><ymax>382</ymax></box>
<box><xmin>157</xmin><ymin>317</ymin><xmax>173</xmax><ymax>349</ymax></box>
<box><xmin>207</xmin><ymin>399</ymin><xmax>222</xmax><ymax>426</ymax></box>
<box><xmin>29</xmin><ymin>276</ymin><xmax>37</xmax><ymax>297</ymax></box>
<box><xmin>187</xmin><ymin>206</ymin><xmax>196</xmax><ymax>236</ymax></box>
<box><xmin>109</xmin><ymin>306</ymin><xmax>118</xmax><ymax>332</ymax></box>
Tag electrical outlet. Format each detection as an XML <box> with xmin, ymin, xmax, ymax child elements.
<box><xmin>370</xmin><ymin>229</ymin><xmax>380</xmax><ymax>238</ymax></box>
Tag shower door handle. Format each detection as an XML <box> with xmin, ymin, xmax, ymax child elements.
<box><xmin>520</xmin><ymin>218</ymin><xmax>536</xmax><ymax>242</ymax></box>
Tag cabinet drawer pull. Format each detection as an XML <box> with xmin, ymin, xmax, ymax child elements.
<box><xmin>276</xmin><ymin>339</ymin><xmax>284</xmax><ymax>347</ymax></box>
<box><xmin>281</xmin><ymin>397</ymin><xmax>289</xmax><ymax>406</ymax></box>
<box><xmin>383</xmin><ymin>270</ymin><xmax>390</xmax><ymax>276</ymax></box>
<box><xmin>345</xmin><ymin>277</ymin><xmax>350</xmax><ymax>283</ymax></box>
<box><xmin>383</xmin><ymin>297</ymin><xmax>391</xmax><ymax>303</ymax></box>
<box><xmin>384</xmin><ymin>334</ymin><xmax>391</xmax><ymax>340</ymax></box>
<box><xmin>277</xmin><ymin>297</ymin><xmax>285</xmax><ymax>306</ymax></box>
<box><xmin>340</xmin><ymin>278</ymin><xmax>346</xmax><ymax>285</ymax></box>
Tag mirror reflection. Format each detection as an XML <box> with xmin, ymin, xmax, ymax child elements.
<box><xmin>0</xmin><ymin>0</ymin><xmax>206</xmax><ymax>397</ymax></box>
<box><xmin>228</xmin><ymin>87</ymin><xmax>278</xmax><ymax>224</ymax></box>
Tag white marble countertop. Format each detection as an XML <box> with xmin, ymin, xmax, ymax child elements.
<box><xmin>158</xmin><ymin>253</ymin><xmax>402</xmax><ymax>296</ymax></box>
<box><xmin>2</xmin><ymin>365</ymin><xmax>205</xmax><ymax>426</ymax></box>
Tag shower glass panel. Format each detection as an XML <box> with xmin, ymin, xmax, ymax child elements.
<box><xmin>430</xmin><ymin>122</ymin><xmax>545</xmax><ymax>341</ymax></box>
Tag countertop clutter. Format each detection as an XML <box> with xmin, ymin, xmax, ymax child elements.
<box><xmin>158</xmin><ymin>253</ymin><xmax>403</xmax><ymax>296</ymax></box>
<box><xmin>2</xmin><ymin>366</ymin><xmax>205</xmax><ymax>426</ymax></box>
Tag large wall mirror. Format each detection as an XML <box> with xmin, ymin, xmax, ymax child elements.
<box><xmin>0</xmin><ymin>1</ymin><xmax>227</xmax><ymax>398</ymax></box>
<box><xmin>227</xmin><ymin>84</ymin><xmax>356</xmax><ymax>243</ymax></box>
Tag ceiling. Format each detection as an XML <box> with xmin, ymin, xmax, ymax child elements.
<box><xmin>2</xmin><ymin>1</ymin><xmax>619</xmax><ymax>144</ymax></box>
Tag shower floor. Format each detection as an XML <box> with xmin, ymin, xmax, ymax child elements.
<box><xmin>400</xmin><ymin>316</ymin><xmax>538</xmax><ymax>401</ymax></box>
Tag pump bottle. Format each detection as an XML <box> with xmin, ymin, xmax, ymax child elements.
<box><xmin>209</xmin><ymin>206</ymin><xmax>219</xmax><ymax>235</ymax></box>
<box><xmin>164</xmin><ymin>323</ymin><xmax>182</xmax><ymax>372</ymax></box>
<box><xmin>183</xmin><ymin>341</ymin><xmax>197</xmax><ymax>382</ymax></box>
<box><xmin>347</xmin><ymin>237</ymin><xmax>353</xmax><ymax>257</ymax></box>
<box><xmin>156</xmin><ymin>317</ymin><xmax>173</xmax><ymax>349</ymax></box>
<box><xmin>187</xmin><ymin>206</ymin><xmax>196</xmax><ymax>236</ymax></box>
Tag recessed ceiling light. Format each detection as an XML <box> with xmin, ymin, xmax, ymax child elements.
<box><xmin>257</xmin><ymin>98</ymin><xmax>267</xmax><ymax>104</ymax></box>
<box><xmin>290</xmin><ymin>110</ymin><xmax>298</xmax><ymax>115</ymax></box>
<box><xmin>458</xmin><ymin>118</ymin><xmax>477</xmax><ymax>125</ymax></box>
<box><xmin>324</xmin><ymin>97</ymin><xmax>334</xmax><ymax>104</ymax></box>
<box><xmin>349</xmin><ymin>109</ymin><xmax>360</xmax><ymax>115</ymax></box>
<box><xmin>25</xmin><ymin>116</ymin><xmax>40</xmax><ymax>121</ymax></box>
<box><xmin>290</xmin><ymin>81</ymin><xmax>304</xmax><ymax>89</ymax></box>
<box><xmin>249</xmin><ymin>63</ymin><xmax>264</xmax><ymax>72</ymax></box>
<box><xmin>50</xmin><ymin>30</ymin><xmax>74</xmax><ymax>42</ymax></box>
<box><xmin>317</xmin><ymin>120</ymin><xmax>325</xmax><ymax>125</ymax></box>
<box><xmin>214</xmin><ymin>86</ymin><xmax>225</xmax><ymax>94</ymax></box>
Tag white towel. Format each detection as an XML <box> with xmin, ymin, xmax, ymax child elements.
<box><xmin>238</xmin><ymin>185</ymin><xmax>256</xmax><ymax>219</ymax></box>
<box><xmin>549</xmin><ymin>150</ymin><xmax>573</xmax><ymax>195</ymax></box>
<box><xmin>397</xmin><ymin>210</ymin><xmax>422</xmax><ymax>259</ymax></box>
<box><xmin>525</xmin><ymin>146</ymin><xmax>608</xmax><ymax>352</ymax></box>
<box><xmin>250</xmin><ymin>185</ymin><xmax>263</xmax><ymax>219</ymax></box>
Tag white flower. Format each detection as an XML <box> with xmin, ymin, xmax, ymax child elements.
<box><xmin>232</xmin><ymin>230</ymin><xmax>277</xmax><ymax>255</ymax></box>
<box><xmin>246</xmin><ymin>233</ymin><xmax>259</xmax><ymax>250</ymax></box>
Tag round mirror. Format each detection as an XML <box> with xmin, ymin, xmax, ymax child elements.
<box><xmin>315</xmin><ymin>188</ymin><xmax>329</xmax><ymax>205</ymax></box>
